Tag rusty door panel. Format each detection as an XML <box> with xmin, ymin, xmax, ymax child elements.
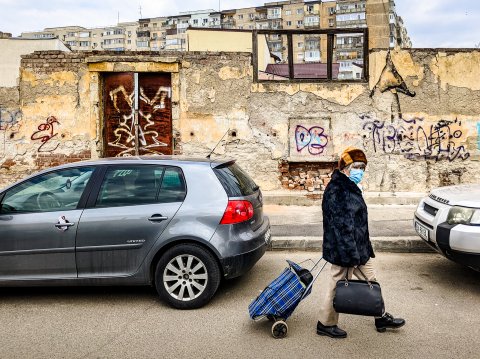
<box><xmin>138</xmin><ymin>73</ymin><xmax>172</xmax><ymax>155</ymax></box>
<box><xmin>103</xmin><ymin>72</ymin><xmax>172</xmax><ymax>157</ymax></box>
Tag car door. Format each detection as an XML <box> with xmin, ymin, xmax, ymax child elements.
<box><xmin>75</xmin><ymin>164</ymin><xmax>186</xmax><ymax>278</ymax></box>
<box><xmin>0</xmin><ymin>166</ymin><xmax>95</xmax><ymax>280</ymax></box>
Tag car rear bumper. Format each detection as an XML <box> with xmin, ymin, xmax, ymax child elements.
<box><xmin>213</xmin><ymin>216</ymin><xmax>271</xmax><ymax>279</ymax></box>
<box><xmin>220</xmin><ymin>242</ymin><xmax>267</xmax><ymax>279</ymax></box>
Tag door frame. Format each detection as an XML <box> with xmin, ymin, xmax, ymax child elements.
<box><xmin>86</xmin><ymin>61</ymin><xmax>181</xmax><ymax>159</ymax></box>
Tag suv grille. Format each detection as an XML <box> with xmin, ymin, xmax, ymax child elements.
<box><xmin>424</xmin><ymin>202</ymin><xmax>438</xmax><ymax>216</ymax></box>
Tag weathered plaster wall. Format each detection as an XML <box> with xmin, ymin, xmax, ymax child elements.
<box><xmin>1</xmin><ymin>49</ymin><xmax>480</xmax><ymax>194</ymax></box>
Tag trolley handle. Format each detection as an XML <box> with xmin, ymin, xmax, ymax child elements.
<box><xmin>300</xmin><ymin>258</ymin><xmax>327</xmax><ymax>301</ymax></box>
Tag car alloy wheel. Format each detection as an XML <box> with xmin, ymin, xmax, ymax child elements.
<box><xmin>163</xmin><ymin>254</ymin><xmax>208</xmax><ymax>301</ymax></box>
<box><xmin>155</xmin><ymin>244</ymin><xmax>221</xmax><ymax>309</ymax></box>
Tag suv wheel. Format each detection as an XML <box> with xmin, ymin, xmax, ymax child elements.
<box><xmin>155</xmin><ymin>244</ymin><xmax>221</xmax><ymax>309</ymax></box>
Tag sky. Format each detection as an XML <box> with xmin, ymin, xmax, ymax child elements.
<box><xmin>0</xmin><ymin>0</ymin><xmax>479</xmax><ymax>48</ymax></box>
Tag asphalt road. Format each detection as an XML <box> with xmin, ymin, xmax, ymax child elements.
<box><xmin>0</xmin><ymin>252</ymin><xmax>479</xmax><ymax>359</ymax></box>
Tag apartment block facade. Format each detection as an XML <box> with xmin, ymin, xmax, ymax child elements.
<box><xmin>20</xmin><ymin>0</ymin><xmax>410</xmax><ymax>79</ymax></box>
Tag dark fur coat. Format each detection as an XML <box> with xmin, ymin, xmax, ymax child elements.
<box><xmin>322</xmin><ymin>170</ymin><xmax>375</xmax><ymax>267</ymax></box>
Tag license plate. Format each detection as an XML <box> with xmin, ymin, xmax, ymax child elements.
<box><xmin>415</xmin><ymin>221</ymin><xmax>429</xmax><ymax>242</ymax></box>
<box><xmin>264</xmin><ymin>228</ymin><xmax>272</xmax><ymax>244</ymax></box>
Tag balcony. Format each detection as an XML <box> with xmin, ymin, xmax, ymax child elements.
<box><xmin>336</xmin><ymin>7</ymin><xmax>366</xmax><ymax>15</ymax></box>
<box><xmin>335</xmin><ymin>42</ymin><xmax>363</xmax><ymax>49</ymax></box>
<box><xmin>267</xmin><ymin>14</ymin><xmax>282</xmax><ymax>20</ymax></box>
<box><xmin>304</xmin><ymin>22</ymin><xmax>320</xmax><ymax>29</ymax></box>
<box><xmin>305</xmin><ymin>9</ymin><xmax>320</xmax><ymax>16</ymax></box>
<box><xmin>336</xmin><ymin>19</ymin><xmax>367</xmax><ymax>28</ymax></box>
<box><xmin>136</xmin><ymin>30</ymin><xmax>150</xmax><ymax>38</ymax></box>
<box><xmin>222</xmin><ymin>19</ymin><xmax>236</xmax><ymax>26</ymax></box>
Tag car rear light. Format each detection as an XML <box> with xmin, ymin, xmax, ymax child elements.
<box><xmin>220</xmin><ymin>200</ymin><xmax>254</xmax><ymax>225</ymax></box>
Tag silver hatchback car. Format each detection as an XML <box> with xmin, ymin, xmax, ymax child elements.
<box><xmin>0</xmin><ymin>157</ymin><xmax>271</xmax><ymax>309</ymax></box>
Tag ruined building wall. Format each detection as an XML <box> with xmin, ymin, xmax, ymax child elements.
<box><xmin>1</xmin><ymin>49</ymin><xmax>480</xmax><ymax>194</ymax></box>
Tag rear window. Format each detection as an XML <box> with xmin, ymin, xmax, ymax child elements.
<box><xmin>214</xmin><ymin>163</ymin><xmax>258</xmax><ymax>197</ymax></box>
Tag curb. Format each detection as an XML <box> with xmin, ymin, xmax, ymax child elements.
<box><xmin>268</xmin><ymin>236</ymin><xmax>435</xmax><ymax>253</ymax></box>
<box><xmin>263</xmin><ymin>192</ymin><xmax>425</xmax><ymax>206</ymax></box>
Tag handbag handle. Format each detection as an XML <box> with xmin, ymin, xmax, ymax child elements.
<box><xmin>343</xmin><ymin>267</ymin><xmax>374</xmax><ymax>289</ymax></box>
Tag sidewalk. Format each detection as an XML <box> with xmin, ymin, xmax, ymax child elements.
<box><xmin>262</xmin><ymin>191</ymin><xmax>433</xmax><ymax>253</ymax></box>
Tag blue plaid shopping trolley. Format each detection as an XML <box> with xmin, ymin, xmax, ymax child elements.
<box><xmin>248</xmin><ymin>257</ymin><xmax>327</xmax><ymax>338</ymax></box>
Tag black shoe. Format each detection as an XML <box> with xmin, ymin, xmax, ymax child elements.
<box><xmin>316</xmin><ymin>321</ymin><xmax>347</xmax><ymax>338</ymax></box>
<box><xmin>375</xmin><ymin>312</ymin><xmax>406</xmax><ymax>333</ymax></box>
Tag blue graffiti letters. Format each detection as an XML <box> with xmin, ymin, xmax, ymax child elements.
<box><xmin>295</xmin><ymin>125</ymin><xmax>329</xmax><ymax>155</ymax></box>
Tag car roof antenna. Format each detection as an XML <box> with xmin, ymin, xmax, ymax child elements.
<box><xmin>206</xmin><ymin>129</ymin><xmax>230</xmax><ymax>159</ymax></box>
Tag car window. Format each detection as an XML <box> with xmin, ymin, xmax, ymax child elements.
<box><xmin>95</xmin><ymin>165</ymin><xmax>186</xmax><ymax>207</ymax></box>
<box><xmin>213</xmin><ymin>163</ymin><xmax>258</xmax><ymax>197</ymax></box>
<box><xmin>158</xmin><ymin>167</ymin><xmax>186</xmax><ymax>203</ymax></box>
<box><xmin>0</xmin><ymin>167</ymin><xmax>95</xmax><ymax>214</ymax></box>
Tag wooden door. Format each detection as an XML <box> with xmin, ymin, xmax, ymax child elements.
<box><xmin>103</xmin><ymin>72</ymin><xmax>172</xmax><ymax>157</ymax></box>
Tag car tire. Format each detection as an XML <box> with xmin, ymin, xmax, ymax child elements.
<box><xmin>155</xmin><ymin>244</ymin><xmax>221</xmax><ymax>309</ymax></box>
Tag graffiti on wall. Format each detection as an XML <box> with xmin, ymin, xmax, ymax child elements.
<box><xmin>0</xmin><ymin>108</ymin><xmax>22</xmax><ymax>131</ymax></box>
<box><xmin>107</xmin><ymin>84</ymin><xmax>171</xmax><ymax>156</ymax></box>
<box><xmin>360</xmin><ymin>115</ymin><xmax>470</xmax><ymax>162</ymax></box>
<box><xmin>31</xmin><ymin>116</ymin><xmax>60</xmax><ymax>152</ymax></box>
<box><xmin>295</xmin><ymin>125</ymin><xmax>329</xmax><ymax>155</ymax></box>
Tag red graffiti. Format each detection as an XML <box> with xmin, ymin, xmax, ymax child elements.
<box><xmin>31</xmin><ymin>116</ymin><xmax>60</xmax><ymax>152</ymax></box>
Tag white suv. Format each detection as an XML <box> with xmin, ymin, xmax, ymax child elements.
<box><xmin>414</xmin><ymin>184</ymin><xmax>480</xmax><ymax>272</ymax></box>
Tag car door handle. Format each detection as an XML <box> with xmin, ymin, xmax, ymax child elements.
<box><xmin>148</xmin><ymin>214</ymin><xmax>168</xmax><ymax>222</ymax></box>
<box><xmin>54</xmin><ymin>222</ymin><xmax>75</xmax><ymax>228</ymax></box>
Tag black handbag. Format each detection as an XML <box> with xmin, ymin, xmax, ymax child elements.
<box><xmin>333</xmin><ymin>268</ymin><xmax>385</xmax><ymax>317</ymax></box>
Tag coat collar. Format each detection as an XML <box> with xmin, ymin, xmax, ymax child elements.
<box><xmin>331</xmin><ymin>169</ymin><xmax>362</xmax><ymax>195</ymax></box>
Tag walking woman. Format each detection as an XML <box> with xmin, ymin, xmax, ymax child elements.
<box><xmin>316</xmin><ymin>147</ymin><xmax>405</xmax><ymax>339</ymax></box>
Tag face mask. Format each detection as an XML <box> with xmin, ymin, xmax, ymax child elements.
<box><xmin>349</xmin><ymin>169</ymin><xmax>364</xmax><ymax>185</ymax></box>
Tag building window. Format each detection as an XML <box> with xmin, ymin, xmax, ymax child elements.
<box><xmin>298</xmin><ymin>42</ymin><xmax>303</xmax><ymax>48</ymax></box>
<box><xmin>297</xmin><ymin>53</ymin><xmax>304</xmax><ymax>60</ymax></box>
<box><xmin>296</xmin><ymin>9</ymin><xmax>303</xmax><ymax>15</ymax></box>
<box><xmin>286</xmin><ymin>21</ymin><xmax>292</xmax><ymax>26</ymax></box>
<box><xmin>127</xmin><ymin>40</ymin><xmax>131</xmax><ymax>44</ymax></box>
<box><xmin>193</xmin><ymin>19</ymin><xmax>198</xmax><ymax>24</ymax></box>
<box><xmin>238</xmin><ymin>26</ymin><xmax>243</xmax><ymax>29</ymax></box>
<box><xmin>79</xmin><ymin>41</ymin><xmax>90</xmax><ymax>47</ymax></box>
<box><xmin>285</xmin><ymin>10</ymin><xmax>292</xmax><ymax>16</ymax></box>
<box><xmin>297</xmin><ymin>20</ymin><xmax>303</xmax><ymax>26</ymax></box>
<box><xmin>238</xmin><ymin>14</ymin><xmax>243</xmax><ymax>19</ymax></box>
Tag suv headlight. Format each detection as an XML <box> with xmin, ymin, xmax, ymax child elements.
<box><xmin>447</xmin><ymin>206</ymin><xmax>480</xmax><ymax>225</ymax></box>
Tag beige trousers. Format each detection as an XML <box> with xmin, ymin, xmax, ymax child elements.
<box><xmin>318</xmin><ymin>259</ymin><xmax>378</xmax><ymax>326</ymax></box>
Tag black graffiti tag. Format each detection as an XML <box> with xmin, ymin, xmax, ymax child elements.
<box><xmin>361</xmin><ymin>115</ymin><xmax>469</xmax><ymax>162</ymax></box>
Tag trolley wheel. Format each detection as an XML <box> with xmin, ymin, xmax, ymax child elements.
<box><xmin>271</xmin><ymin>320</ymin><xmax>288</xmax><ymax>339</ymax></box>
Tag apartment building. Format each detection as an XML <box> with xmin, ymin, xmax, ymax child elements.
<box><xmin>335</xmin><ymin>0</ymin><xmax>367</xmax><ymax>79</ymax></box>
<box><xmin>19</xmin><ymin>0</ymin><xmax>410</xmax><ymax>66</ymax></box>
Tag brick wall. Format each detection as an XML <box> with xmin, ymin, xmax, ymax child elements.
<box><xmin>279</xmin><ymin>161</ymin><xmax>337</xmax><ymax>192</ymax></box>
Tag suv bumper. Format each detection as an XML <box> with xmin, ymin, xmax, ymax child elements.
<box><xmin>435</xmin><ymin>222</ymin><xmax>480</xmax><ymax>271</ymax></box>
